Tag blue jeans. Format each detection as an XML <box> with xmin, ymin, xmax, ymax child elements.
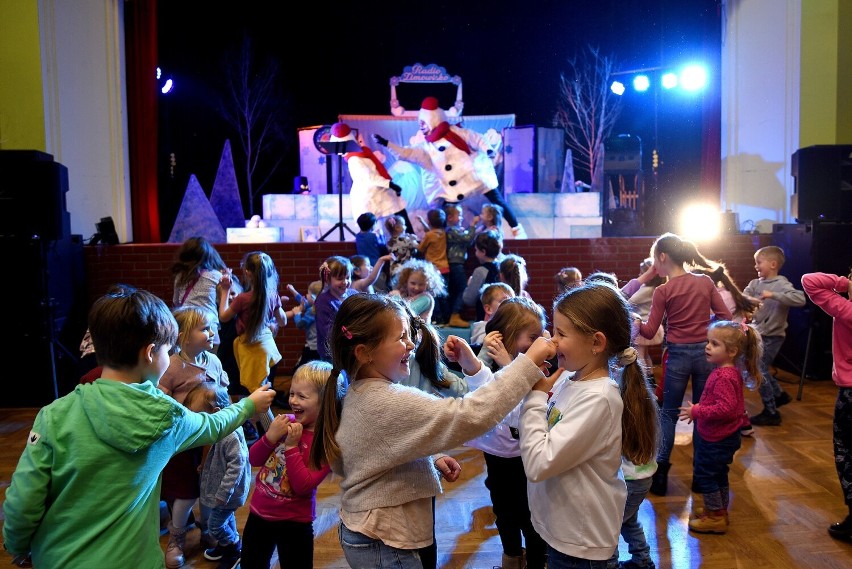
<box><xmin>205</xmin><ymin>505</ymin><xmax>239</xmax><ymax>545</ymax></box>
<box><xmin>693</xmin><ymin>430</ymin><xmax>741</xmax><ymax>495</ymax></box>
<box><xmin>757</xmin><ymin>335</ymin><xmax>785</xmax><ymax>412</ymax></box>
<box><xmin>447</xmin><ymin>263</ymin><xmax>468</xmax><ymax>315</ymax></box>
<box><xmin>607</xmin><ymin>477</ymin><xmax>653</xmax><ymax>568</ymax></box>
<box><xmin>658</xmin><ymin>342</ymin><xmax>715</xmax><ymax>462</ymax></box>
<box><xmin>547</xmin><ymin>546</ymin><xmax>609</xmax><ymax>569</ymax></box>
<box><xmin>339</xmin><ymin>523</ymin><xmax>424</xmax><ymax>568</ymax></box>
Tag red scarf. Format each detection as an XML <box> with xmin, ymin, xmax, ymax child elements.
<box><xmin>344</xmin><ymin>145</ymin><xmax>392</xmax><ymax>180</ymax></box>
<box><xmin>425</xmin><ymin>121</ymin><xmax>471</xmax><ymax>154</ymax></box>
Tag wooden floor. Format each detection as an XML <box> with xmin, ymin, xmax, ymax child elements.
<box><xmin>3</xmin><ymin>368</ymin><xmax>852</xmax><ymax>568</ymax></box>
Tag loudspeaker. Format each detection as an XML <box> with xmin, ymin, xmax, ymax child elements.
<box><xmin>791</xmin><ymin>145</ymin><xmax>852</xmax><ymax>222</ymax></box>
<box><xmin>772</xmin><ymin>222</ymin><xmax>852</xmax><ymax>379</ymax></box>
<box><xmin>604</xmin><ymin>134</ymin><xmax>642</xmax><ymax>172</ymax></box>
<box><xmin>503</xmin><ymin>126</ymin><xmax>565</xmax><ymax>193</ymax></box>
<box><xmin>0</xmin><ymin>150</ymin><xmax>71</xmax><ymax>240</ymax></box>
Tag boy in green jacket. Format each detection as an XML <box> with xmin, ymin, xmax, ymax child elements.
<box><xmin>2</xmin><ymin>288</ymin><xmax>275</xmax><ymax>568</ymax></box>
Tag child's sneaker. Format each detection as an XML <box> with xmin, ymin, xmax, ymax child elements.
<box><xmin>688</xmin><ymin>510</ymin><xmax>728</xmax><ymax>534</ymax></box>
<box><xmin>775</xmin><ymin>391</ymin><xmax>793</xmax><ymax>407</ymax></box>
<box><xmin>749</xmin><ymin>409</ymin><xmax>781</xmax><ymax>426</ymax></box>
<box><xmin>740</xmin><ymin>425</ymin><xmax>754</xmax><ymax>437</ymax></box>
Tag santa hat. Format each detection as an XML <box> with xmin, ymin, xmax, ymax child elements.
<box><xmin>418</xmin><ymin>97</ymin><xmax>447</xmax><ymax>130</ymax></box>
<box><xmin>330</xmin><ymin>122</ymin><xmax>356</xmax><ymax>142</ymax></box>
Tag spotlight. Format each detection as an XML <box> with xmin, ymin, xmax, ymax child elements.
<box><xmin>610</xmin><ymin>81</ymin><xmax>625</xmax><ymax>96</ymax></box>
<box><xmin>161</xmin><ymin>78</ymin><xmax>174</xmax><ymax>94</ymax></box>
<box><xmin>680</xmin><ymin>65</ymin><xmax>708</xmax><ymax>92</ymax></box>
<box><xmin>661</xmin><ymin>72</ymin><xmax>678</xmax><ymax>89</ymax></box>
<box><xmin>633</xmin><ymin>75</ymin><xmax>650</xmax><ymax>92</ymax></box>
<box><xmin>678</xmin><ymin>203</ymin><xmax>720</xmax><ymax>241</ymax></box>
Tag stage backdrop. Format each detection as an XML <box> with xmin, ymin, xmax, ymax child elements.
<box><xmin>298</xmin><ymin>114</ymin><xmax>515</xmax><ymax>210</ymax></box>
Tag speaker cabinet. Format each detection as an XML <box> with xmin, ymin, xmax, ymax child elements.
<box><xmin>503</xmin><ymin>126</ymin><xmax>565</xmax><ymax>194</ymax></box>
<box><xmin>772</xmin><ymin>222</ymin><xmax>852</xmax><ymax>379</ymax></box>
<box><xmin>0</xmin><ymin>150</ymin><xmax>71</xmax><ymax>241</ymax></box>
<box><xmin>791</xmin><ymin>145</ymin><xmax>852</xmax><ymax>222</ymax></box>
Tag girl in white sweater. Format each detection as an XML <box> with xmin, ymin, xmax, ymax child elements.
<box><xmin>310</xmin><ymin>293</ymin><xmax>556</xmax><ymax>569</ymax></box>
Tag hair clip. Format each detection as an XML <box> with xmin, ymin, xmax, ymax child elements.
<box><xmin>740</xmin><ymin>321</ymin><xmax>749</xmax><ymax>335</ymax></box>
<box><xmin>341</xmin><ymin>325</ymin><xmax>353</xmax><ymax>340</ymax></box>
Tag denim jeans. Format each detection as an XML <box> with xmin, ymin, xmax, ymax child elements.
<box><xmin>693</xmin><ymin>430</ymin><xmax>741</xmax><ymax>495</ymax></box>
<box><xmin>658</xmin><ymin>342</ymin><xmax>715</xmax><ymax>462</ymax></box>
<box><xmin>607</xmin><ymin>477</ymin><xmax>653</xmax><ymax>568</ymax></box>
<box><xmin>206</xmin><ymin>505</ymin><xmax>239</xmax><ymax>545</ymax></box>
<box><xmin>339</xmin><ymin>523</ymin><xmax>424</xmax><ymax>568</ymax></box>
<box><xmin>547</xmin><ymin>546</ymin><xmax>609</xmax><ymax>569</ymax></box>
<box><xmin>447</xmin><ymin>263</ymin><xmax>468</xmax><ymax>315</ymax></box>
<box><xmin>757</xmin><ymin>335</ymin><xmax>785</xmax><ymax>412</ymax></box>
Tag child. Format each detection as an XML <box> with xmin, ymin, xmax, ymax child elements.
<box><xmin>1</xmin><ymin>288</ymin><xmax>275</xmax><ymax>569</ymax></box>
<box><xmin>463</xmin><ymin>229</ymin><xmax>504</xmax><ymax>321</ymax></box>
<box><xmin>417</xmin><ymin>208</ymin><xmax>451</xmax><ymax>324</ymax></box>
<box><xmin>314</xmin><ymin>256</ymin><xmax>360</xmax><ymax>362</ymax></box>
<box><xmin>241</xmin><ymin>361</ymin><xmax>335</xmax><ymax>569</ymax></box>
<box><xmin>678</xmin><ymin>320</ymin><xmax>763</xmax><ymax>534</ymax></box>
<box><xmin>626</xmin><ymin>258</ymin><xmax>667</xmax><ymax>371</ymax></box>
<box><xmin>350</xmin><ymin>252</ymin><xmax>394</xmax><ymax>294</ymax></box>
<box><xmin>400</xmin><ymin>319</ymin><xmax>469</xmax><ymax>398</ymax></box>
<box><xmin>476</xmin><ymin>202</ymin><xmax>504</xmax><ymax>237</ymax></box>
<box><xmin>635</xmin><ymin>232</ymin><xmax>732</xmax><ymax>496</ymax></box>
<box><xmin>586</xmin><ymin>270</ymin><xmax>619</xmax><ymax>288</ymax></box>
<box><xmin>801</xmin><ymin>270</ymin><xmax>852</xmax><ymax>541</ymax></box>
<box><xmin>309</xmin><ymin>293</ymin><xmax>556</xmax><ymax>568</ymax></box>
<box><xmin>470</xmin><ymin>282</ymin><xmax>515</xmax><ymax>345</ymax></box>
<box><xmin>385</xmin><ymin>214</ymin><xmax>419</xmax><ymax>275</ymax></box>
<box><xmin>288</xmin><ymin>280</ymin><xmax>322</xmax><ymax>373</ymax></box>
<box><xmin>555</xmin><ymin>266</ymin><xmax>583</xmax><ymax>295</ymax></box>
<box><xmin>157</xmin><ymin>305</ymin><xmax>230</xmax><ymax>568</ymax></box>
<box><xmin>355</xmin><ymin>212</ymin><xmax>389</xmax><ymax>267</ymax></box>
<box><xmin>464</xmin><ymin>297</ymin><xmax>550</xmax><ymax>569</ymax></box>
<box><xmin>189</xmin><ymin>384</ymin><xmax>250</xmax><ymax>569</ymax></box>
<box><xmin>444</xmin><ymin>203</ymin><xmax>477</xmax><ymax>328</ymax></box>
<box><xmin>391</xmin><ymin>258</ymin><xmax>448</xmax><ymax>325</ymax></box>
<box><xmin>171</xmin><ymin>236</ymin><xmax>231</xmax><ymax>353</ymax></box>
<box><xmin>499</xmin><ymin>253</ymin><xmax>532</xmax><ymax>299</ymax></box>
<box><xmin>743</xmin><ymin>246</ymin><xmax>806</xmax><ymax>427</ymax></box>
<box><xmin>519</xmin><ymin>282</ymin><xmax>659</xmax><ymax>567</ymax></box>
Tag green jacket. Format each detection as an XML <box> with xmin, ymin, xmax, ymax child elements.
<box><xmin>2</xmin><ymin>379</ymin><xmax>255</xmax><ymax>569</ymax></box>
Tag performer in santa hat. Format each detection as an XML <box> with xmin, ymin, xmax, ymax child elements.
<box><xmin>330</xmin><ymin>122</ymin><xmax>414</xmax><ymax>233</ymax></box>
<box><xmin>373</xmin><ymin>96</ymin><xmax>527</xmax><ymax>239</ymax></box>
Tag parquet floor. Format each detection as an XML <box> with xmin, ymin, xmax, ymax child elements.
<box><xmin>3</xmin><ymin>368</ymin><xmax>852</xmax><ymax>568</ymax></box>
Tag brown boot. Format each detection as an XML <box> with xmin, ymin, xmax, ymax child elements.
<box><xmin>165</xmin><ymin>522</ymin><xmax>187</xmax><ymax>568</ymax></box>
<box><xmin>448</xmin><ymin>313</ymin><xmax>470</xmax><ymax>328</ymax></box>
<box><xmin>494</xmin><ymin>551</ymin><xmax>526</xmax><ymax>569</ymax></box>
<box><xmin>688</xmin><ymin>509</ymin><xmax>728</xmax><ymax>534</ymax></box>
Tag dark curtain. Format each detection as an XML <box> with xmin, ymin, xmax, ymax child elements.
<box><xmin>699</xmin><ymin>2</ymin><xmax>722</xmax><ymax>203</ymax></box>
<box><xmin>124</xmin><ymin>0</ymin><xmax>160</xmax><ymax>242</ymax></box>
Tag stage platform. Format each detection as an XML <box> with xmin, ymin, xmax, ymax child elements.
<box><xmin>229</xmin><ymin>191</ymin><xmax>604</xmax><ymax>243</ymax></box>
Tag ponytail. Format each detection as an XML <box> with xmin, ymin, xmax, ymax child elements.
<box><xmin>620</xmin><ymin>352</ymin><xmax>660</xmax><ymax>465</ymax></box>
<box><xmin>413</xmin><ymin>317</ymin><xmax>452</xmax><ymax>389</ymax></box>
<box><xmin>309</xmin><ymin>367</ymin><xmax>348</xmax><ymax>469</ymax></box>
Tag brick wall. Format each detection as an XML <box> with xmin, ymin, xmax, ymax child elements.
<box><xmin>83</xmin><ymin>234</ymin><xmax>771</xmax><ymax>371</ymax></box>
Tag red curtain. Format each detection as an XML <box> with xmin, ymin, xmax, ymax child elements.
<box><xmin>124</xmin><ymin>0</ymin><xmax>160</xmax><ymax>242</ymax></box>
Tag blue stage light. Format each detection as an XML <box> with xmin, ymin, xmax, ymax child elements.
<box><xmin>661</xmin><ymin>72</ymin><xmax>678</xmax><ymax>89</ymax></box>
<box><xmin>610</xmin><ymin>81</ymin><xmax>625</xmax><ymax>96</ymax></box>
<box><xmin>633</xmin><ymin>75</ymin><xmax>650</xmax><ymax>92</ymax></box>
<box><xmin>680</xmin><ymin>65</ymin><xmax>707</xmax><ymax>91</ymax></box>
<box><xmin>161</xmin><ymin>78</ymin><xmax>174</xmax><ymax>94</ymax></box>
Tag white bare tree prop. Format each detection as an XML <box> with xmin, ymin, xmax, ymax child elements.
<box><xmin>554</xmin><ymin>46</ymin><xmax>623</xmax><ymax>192</ymax></box>
<box><xmin>218</xmin><ymin>39</ymin><xmax>286</xmax><ymax>216</ymax></box>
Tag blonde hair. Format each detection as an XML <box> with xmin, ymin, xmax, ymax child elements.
<box><xmin>392</xmin><ymin>259</ymin><xmax>447</xmax><ymax>297</ymax></box>
<box><xmin>320</xmin><ymin>256</ymin><xmax>353</xmax><ymax>288</ymax></box>
<box><xmin>709</xmin><ymin>320</ymin><xmax>764</xmax><ymax>387</ymax></box>
<box><xmin>479</xmin><ymin>282</ymin><xmax>515</xmax><ymax>306</ymax></box>
<box><xmin>755</xmin><ymin>245</ymin><xmax>785</xmax><ymax>268</ymax></box>
<box><xmin>291</xmin><ymin>360</ymin><xmax>333</xmax><ymax>396</ymax></box>
<box><xmin>184</xmin><ymin>382</ymin><xmax>230</xmax><ymax>413</ymax></box>
<box><xmin>172</xmin><ymin>305</ymin><xmax>215</xmax><ymax>354</ymax></box>
<box><xmin>555</xmin><ymin>267</ymin><xmax>583</xmax><ymax>293</ymax></box>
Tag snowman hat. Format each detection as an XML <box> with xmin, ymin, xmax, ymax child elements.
<box><xmin>418</xmin><ymin>97</ymin><xmax>447</xmax><ymax>130</ymax></box>
<box><xmin>330</xmin><ymin>122</ymin><xmax>356</xmax><ymax>142</ymax></box>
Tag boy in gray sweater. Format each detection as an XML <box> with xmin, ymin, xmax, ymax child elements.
<box><xmin>744</xmin><ymin>246</ymin><xmax>806</xmax><ymax>426</ymax></box>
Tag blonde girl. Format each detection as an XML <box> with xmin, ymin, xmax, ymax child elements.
<box><xmin>391</xmin><ymin>258</ymin><xmax>447</xmax><ymax>324</ymax></box>
<box><xmin>520</xmin><ymin>282</ymin><xmax>659</xmax><ymax>567</ymax></box>
<box><xmin>385</xmin><ymin>214</ymin><xmax>419</xmax><ymax>275</ymax></box>
<box><xmin>310</xmin><ymin>293</ymin><xmax>556</xmax><ymax>569</ymax></box>
<box><xmin>477</xmin><ymin>203</ymin><xmax>504</xmax><ymax>236</ymax></box>
<box><xmin>499</xmin><ymin>254</ymin><xmax>532</xmax><ymax>299</ymax></box>
<box><xmin>635</xmin><ymin>232</ymin><xmax>732</xmax><ymax>496</ymax></box>
<box><xmin>158</xmin><ymin>305</ymin><xmax>230</xmax><ymax>568</ymax></box>
<box><xmin>241</xmin><ymin>361</ymin><xmax>335</xmax><ymax>569</ymax></box>
<box><xmin>678</xmin><ymin>321</ymin><xmax>762</xmax><ymax>534</ymax></box>
<box><xmin>465</xmin><ymin>297</ymin><xmax>549</xmax><ymax>569</ymax></box>
<box><xmin>314</xmin><ymin>256</ymin><xmax>359</xmax><ymax>362</ymax></box>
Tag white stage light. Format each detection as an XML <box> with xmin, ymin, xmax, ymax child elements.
<box><xmin>680</xmin><ymin>65</ymin><xmax>708</xmax><ymax>92</ymax></box>
<box><xmin>661</xmin><ymin>72</ymin><xmax>678</xmax><ymax>89</ymax></box>
<box><xmin>633</xmin><ymin>75</ymin><xmax>650</xmax><ymax>92</ymax></box>
<box><xmin>679</xmin><ymin>203</ymin><xmax>721</xmax><ymax>241</ymax></box>
<box><xmin>161</xmin><ymin>78</ymin><xmax>174</xmax><ymax>94</ymax></box>
<box><xmin>611</xmin><ymin>81</ymin><xmax>625</xmax><ymax>96</ymax></box>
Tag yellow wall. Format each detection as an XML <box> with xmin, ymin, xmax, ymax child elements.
<box><xmin>0</xmin><ymin>0</ymin><xmax>45</xmax><ymax>150</ymax></box>
<box><xmin>800</xmin><ymin>0</ymin><xmax>852</xmax><ymax>145</ymax></box>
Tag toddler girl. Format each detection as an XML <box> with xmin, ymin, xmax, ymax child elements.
<box><xmin>385</xmin><ymin>214</ymin><xmax>420</xmax><ymax>275</ymax></box>
<box><xmin>555</xmin><ymin>266</ymin><xmax>583</xmax><ymax>295</ymax></box>
<box><xmin>678</xmin><ymin>320</ymin><xmax>763</xmax><ymax>534</ymax></box>
<box><xmin>314</xmin><ymin>256</ymin><xmax>360</xmax><ymax>362</ymax></box>
<box><xmin>351</xmin><ymin>253</ymin><xmax>394</xmax><ymax>294</ymax></box>
<box><xmin>465</xmin><ymin>297</ymin><xmax>549</xmax><ymax>569</ymax></box>
<box><xmin>476</xmin><ymin>203</ymin><xmax>504</xmax><ymax>236</ymax></box>
<box><xmin>391</xmin><ymin>258</ymin><xmax>447</xmax><ymax>324</ymax></box>
<box><xmin>241</xmin><ymin>361</ymin><xmax>335</xmax><ymax>569</ymax></box>
<box><xmin>158</xmin><ymin>305</ymin><xmax>229</xmax><ymax>568</ymax></box>
<box><xmin>520</xmin><ymin>282</ymin><xmax>659</xmax><ymax>568</ymax></box>
<box><xmin>309</xmin><ymin>293</ymin><xmax>556</xmax><ymax>568</ymax></box>
<box><xmin>635</xmin><ymin>232</ymin><xmax>732</xmax><ymax>496</ymax></box>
